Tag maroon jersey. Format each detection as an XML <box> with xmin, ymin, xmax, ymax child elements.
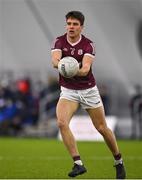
<box><xmin>51</xmin><ymin>33</ymin><xmax>96</xmax><ymax>90</ymax></box>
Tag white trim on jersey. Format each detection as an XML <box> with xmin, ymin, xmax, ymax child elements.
<box><xmin>51</xmin><ymin>49</ymin><xmax>62</xmax><ymax>52</ymax></box>
<box><xmin>67</xmin><ymin>35</ymin><xmax>82</xmax><ymax>46</ymax></box>
<box><xmin>84</xmin><ymin>53</ymin><xmax>95</xmax><ymax>59</ymax></box>
<box><xmin>51</xmin><ymin>38</ymin><xmax>59</xmax><ymax>49</ymax></box>
<box><xmin>90</xmin><ymin>42</ymin><xmax>95</xmax><ymax>55</ymax></box>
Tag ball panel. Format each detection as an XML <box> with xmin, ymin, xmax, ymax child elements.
<box><xmin>58</xmin><ymin>57</ymin><xmax>79</xmax><ymax>78</ymax></box>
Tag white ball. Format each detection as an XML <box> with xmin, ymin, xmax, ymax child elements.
<box><xmin>58</xmin><ymin>56</ymin><xmax>79</xmax><ymax>78</ymax></box>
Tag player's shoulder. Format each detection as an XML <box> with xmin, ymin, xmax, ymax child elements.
<box><xmin>82</xmin><ymin>34</ymin><xmax>95</xmax><ymax>44</ymax></box>
<box><xmin>56</xmin><ymin>34</ymin><xmax>66</xmax><ymax>41</ymax></box>
<box><xmin>52</xmin><ymin>34</ymin><xmax>66</xmax><ymax>48</ymax></box>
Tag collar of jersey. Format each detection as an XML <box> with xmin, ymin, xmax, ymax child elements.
<box><xmin>67</xmin><ymin>34</ymin><xmax>82</xmax><ymax>46</ymax></box>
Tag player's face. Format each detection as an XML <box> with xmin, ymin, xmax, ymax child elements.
<box><xmin>66</xmin><ymin>18</ymin><xmax>83</xmax><ymax>39</ymax></box>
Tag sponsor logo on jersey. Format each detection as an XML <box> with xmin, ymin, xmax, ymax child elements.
<box><xmin>63</xmin><ymin>48</ymin><xmax>68</xmax><ymax>51</ymax></box>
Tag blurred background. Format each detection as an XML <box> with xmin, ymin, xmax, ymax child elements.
<box><xmin>0</xmin><ymin>0</ymin><xmax>142</xmax><ymax>140</ymax></box>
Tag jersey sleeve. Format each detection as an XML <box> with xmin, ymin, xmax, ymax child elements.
<box><xmin>51</xmin><ymin>38</ymin><xmax>62</xmax><ymax>51</ymax></box>
<box><xmin>84</xmin><ymin>42</ymin><xmax>96</xmax><ymax>57</ymax></box>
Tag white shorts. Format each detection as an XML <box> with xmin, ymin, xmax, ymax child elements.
<box><xmin>60</xmin><ymin>86</ymin><xmax>103</xmax><ymax>109</ymax></box>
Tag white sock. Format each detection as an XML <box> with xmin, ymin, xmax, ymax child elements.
<box><xmin>115</xmin><ymin>158</ymin><xmax>123</xmax><ymax>165</ymax></box>
<box><xmin>74</xmin><ymin>160</ymin><xmax>83</xmax><ymax>166</ymax></box>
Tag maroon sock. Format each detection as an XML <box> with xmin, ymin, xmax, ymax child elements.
<box><xmin>73</xmin><ymin>155</ymin><xmax>81</xmax><ymax>161</ymax></box>
<box><xmin>114</xmin><ymin>153</ymin><xmax>122</xmax><ymax>160</ymax></box>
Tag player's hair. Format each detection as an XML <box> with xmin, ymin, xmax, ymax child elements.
<box><xmin>65</xmin><ymin>11</ymin><xmax>85</xmax><ymax>26</ymax></box>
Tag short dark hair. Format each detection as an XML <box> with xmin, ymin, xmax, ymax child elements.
<box><xmin>65</xmin><ymin>11</ymin><xmax>85</xmax><ymax>26</ymax></box>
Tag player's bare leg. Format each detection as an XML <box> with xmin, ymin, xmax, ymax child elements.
<box><xmin>56</xmin><ymin>99</ymin><xmax>79</xmax><ymax>156</ymax></box>
<box><xmin>86</xmin><ymin>106</ymin><xmax>119</xmax><ymax>155</ymax></box>
<box><xmin>56</xmin><ymin>99</ymin><xmax>87</xmax><ymax>177</ymax></box>
<box><xmin>86</xmin><ymin>106</ymin><xmax>126</xmax><ymax>179</ymax></box>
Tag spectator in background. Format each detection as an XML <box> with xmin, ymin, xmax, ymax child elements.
<box><xmin>40</xmin><ymin>76</ymin><xmax>60</xmax><ymax>120</ymax></box>
<box><xmin>0</xmin><ymin>77</ymin><xmax>40</xmax><ymax>136</ymax></box>
<box><xmin>15</xmin><ymin>78</ymin><xmax>40</xmax><ymax>126</ymax></box>
<box><xmin>130</xmin><ymin>85</ymin><xmax>142</xmax><ymax>139</ymax></box>
<box><xmin>0</xmin><ymin>84</ymin><xmax>22</xmax><ymax>136</ymax></box>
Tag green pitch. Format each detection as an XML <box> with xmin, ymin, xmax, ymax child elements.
<box><xmin>0</xmin><ymin>137</ymin><xmax>142</xmax><ymax>179</ymax></box>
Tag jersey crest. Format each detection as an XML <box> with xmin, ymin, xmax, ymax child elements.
<box><xmin>78</xmin><ymin>49</ymin><xmax>83</xmax><ymax>55</ymax></box>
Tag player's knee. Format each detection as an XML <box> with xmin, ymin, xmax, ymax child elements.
<box><xmin>57</xmin><ymin>119</ymin><xmax>68</xmax><ymax>129</ymax></box>
<box><xmin>97</xmin><ymin>125</ymin><xmax>107</xmax><ymax>135</ymax></box>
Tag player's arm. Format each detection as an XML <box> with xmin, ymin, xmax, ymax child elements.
<box><xmin>77</xmin><ymin>55</ymin><xmax>94</xmax><ymax>76</ymax></box>
<box><xmin>51</xmin><ymin>50</ymin><xmax>62</xmax><ymax>69</ymax></box>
